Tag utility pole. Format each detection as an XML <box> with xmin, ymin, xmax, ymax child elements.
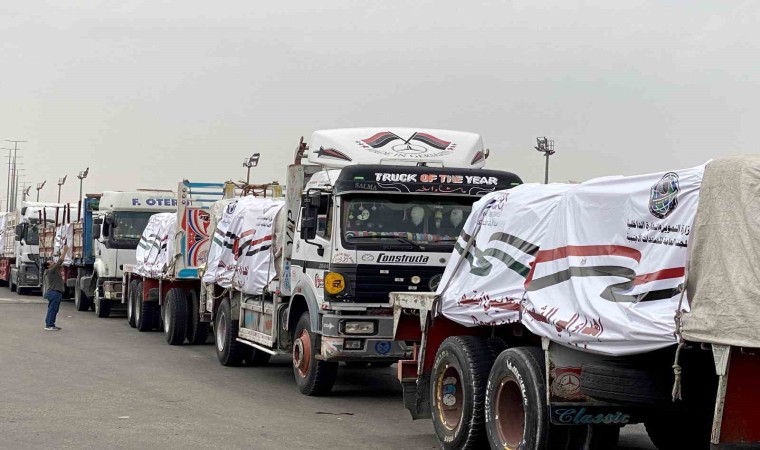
<box><xmin>1</xmin><ymin>148</ymin><xmax>12</xmax><ymax>211</ymax></box>
<box><xmin>243</xmin><ymin>153</ymin><xmax>261</xmax><ymax>185</ymax></box>
<box><xmin>36</xmin><ymin>181</ymin><xmax>46</xmax><ymax>202</ymax></box>
<box><xmin>77</xmin><ymin>167</ymin><xmax>89</xmax><ymax>202</ymax></box>
<box><xmin>57</xmin><ymin>176</ymin><xmax>67</xmax><ymax>203</ymax></box>
<box><xmin>6</xmin><ymin>140</ymin><xmax>27</xmax><ymax>211</ymax></box>
<box><xmin>534</xmin><ymin>137</ymin><xmax>556</xmax><ymax>184</ymax></box>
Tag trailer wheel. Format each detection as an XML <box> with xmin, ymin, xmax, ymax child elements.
<box><xmin>186</xmin><ymin>289</ymin><xmax>209</xmax><ymax>345</ymax></box>
<box><xmin>293</xmin><ymin>311</ymin><xmax>338</xmax><ymax>396</ymax></box>
<box><xmin>135</xmin><ymin>282</ymin><xmax>154</xmax><ymax>331</ymax></box>
<box><xmin>95</xmin><ymin>298</ymin><xmax>111</xmax><ymax>318</ymax></box>
<box><xmin>485</xmin><ymin>347</ymin><xmax>568</xmax><ymax>450</ymax></box>
<box><xmin>163</xmin><ymin>288</ymin><xmax>188</xmax><ymax>345</ymax></box>
<box><xmin>127</xmin><ymin>280</ymin><xmax>138</xmax><ymax>328</ymax></box>
<box><xmin>74</xmin><ymin>283</ymin><xmax>91</xmax><ymax>312</ymax></box>
<box><xmin>215</xmin><ymin>298</ymin><xmax>249</xmax><ymax>366</ymax></box>
<box><xmin>430</xmin><ymin>336</ymin><xmax>496</xmax><ymax>450</ymax></box>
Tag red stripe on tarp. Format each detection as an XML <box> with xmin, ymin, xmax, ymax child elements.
<box><xmin>633</xmin><ymin>267</ymin><xmax>685</xmax><ymax>285</ymax></box>
<box><xmin>534</xmin><ymin>245</ymin><xmax>642</xmax><ymax>264</ymax></box>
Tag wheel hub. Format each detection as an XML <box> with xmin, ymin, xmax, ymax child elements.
<box><xmin>293</xmin><ymin>330</ymin><xmax>311</xmax><ymax>377</ymax></box>
<box><xmin>495</xmin><ymin>378</ymin><xmax>526</xmax><ymax>447</ymax></box>
<box><xmin>216</xmin><ymin>311</ymin><xmax>227</xmax><ymax>352</ymax></box>
<box><xmin>437</xmin><ymin>365</ymin><xmax>464</xmax><ymax>431</ymax></box>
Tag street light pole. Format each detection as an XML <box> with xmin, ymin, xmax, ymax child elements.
<box><xmin>36</xmin><ymin>181</ymin><xmax>46</xmax><ymax>202</ymax></box>
<box><xmin>57</xmin><ymin>176</ymin><xmax>67</xmax><ymax>203</ymax></box>
<box><xmin>77</xmin><ymin>167</ymin><xmax>89</xmax><ymax>203</ymax></box>
<box><xmin>6</xmin><ymin>140</ymin><xmax>27</xmax><ymax>211</ymax></box>
<box><xmin>534</xmin><ymin>137</ymin><xmax>556</xmax><ymax>184</ymax></box>
<box><xmin>242</xmin><ymin>153</ymin><xmax>261</xmax><ymax>185</ymax></box>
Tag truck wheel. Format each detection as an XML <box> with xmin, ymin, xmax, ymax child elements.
<box><xmin>74</xmin><ymin>283</ymin><xmax>89</xmax><ymax>311</ymax></box>
<box><xmin>485</xmin><ymin>347</ymin><xmax>567</xmax><ymax>450</ymax></box>
<box><xmin>215</xmin><ymin>298</ymin><xmax>249</xmax><ymax>366</ymax></box>
<box><xmin>95</xmin><ymin>298</ymin><xmax>111</xmax><ymax>318</ymax></box>
<box><xmin>645</xmin><ymin>414</ymin><xmax>709</xmax><ymax>450</ymax></box>
<box><xmin>292</xmin><ymin>311</ymin><xmax>338</xmax><ymax>396</ymax></box>
<box><xmin>135</xmin><ymin>282</ymin><xmax>154</xmax><ymax>331</ymax></box>
<box><xmin>127</xmin><ymin>280</ymin><xmax>138</xmax><ymax>328</ymax></box>
<box><xmin>164</xmin><ymin>288</ymin><xmax>188</xmax><ymax>345</ymax></box>
<box><xmin>430</xmin><ymin>336</ymin><xmax>495</xmax><ymax>450</ymax></box>
<box><xmin>186</xmin><ymin>289</ymin><xmax>209</xmax><ymax>345</ymax></box>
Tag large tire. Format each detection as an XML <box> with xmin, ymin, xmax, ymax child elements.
<box><xmin>292</xmin><ymin>311</ymin><xmax>338</xmax><ymax>396</ymax></box>
<box><xmin>163</xmin><ymin>288</ymin><xmax>188</xmax><ymax>345</ymax></box>
<box><xmin>127</xmin><ymin>280</ymin><xmax>138</xmax><ymax>328</ymax></box>
<box><xmin>485</xmin><ymin>347</ymin><xmax>569</xmax><ymax>450</ymax></box>
<box><xmin>186</xmin><ymin>289</ymin><xmax>210</xmax><ymax>345</ymax></box>
<box><xmin>215</xmin><ymin>298</ymin><xmax>250</xmax><ymax>366</ymax></box>
<box><xmin>430</xmin><ymin>336</ymin><xmax>496</xmax><ymax>450</ymax></box>
<box><xmin>95</xmin><ymin>298</ymin><xmax>111</xmax><ymax>318</ymax></box>
<box><xmin>74</xmin><ymin>276</ymin><xmax>92</xmax><ymax>312</ymax></box>
<box><xmin>580</xmin><ymin>360</ymin><xmax>671</xmax><ymax>404</ymax></box>
<box><xmin>135</xmin><ymin>282</ymin><xmax>154</xmax><ymax>331</ymax></box>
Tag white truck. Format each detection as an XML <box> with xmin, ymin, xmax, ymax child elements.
<box><xmin>0</xmin><ymin>202</ymin><xmax>65</xmax><ymax>294</ymax></box>
<box><xmin>390</xmin><ymin>156</ymin><xmax>760</xmax><ymax>449</ymax></box>
<box><xmin>76</xmin><ymin>191</ymin><xmax>177</xmax><ymax>317</ymax></box>
<box><xmin>188</xmin><ymin>128</ymin><xmax>523</xmax><ymax>396</ymax></box>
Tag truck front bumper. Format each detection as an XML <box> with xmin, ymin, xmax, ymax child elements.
<box><xmin>102</xmin><ymin>279</ymin><xmax>123</xmax><ymax>301</ymax></box>
<box><xmin>17</xmin><ymin>265</ymin><xmax>41</xmax><ymax>288</ymax></box>
<box><xmin>318</xmin><ymin>314</ymin><xmax>412</xmax><ymax>362</ymax></box>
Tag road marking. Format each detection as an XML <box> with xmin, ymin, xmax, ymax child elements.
<box><xmin>0</xmin><ymin>297</ymin><xmax>47</xmax><ymax>304</ymax></box>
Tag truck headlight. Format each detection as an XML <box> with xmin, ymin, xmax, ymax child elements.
<box><xmin>325</xmin><ymin>272</ymin><xmax>346</xmax><ymax>295</ymax></box>
<box><xmin>344</xmin><ymin>321</ymin><xmax>375</xmax><ymax>335</ymax></box>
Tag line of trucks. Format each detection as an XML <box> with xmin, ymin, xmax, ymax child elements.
<box><xmin>3</xmin><ymin>128</ymin><xmax>758</xmax><ymax>449</ymax></box>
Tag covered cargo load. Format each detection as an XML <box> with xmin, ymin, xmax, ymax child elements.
<box><xmin>437</xmin><ymin>164</ymin><xmax>705</xmax><ymax>356</ymax></box>
<box><xmin>682</xmin><ymin>155</ymin><xmax>760</xmax><ymax>348</ymax></box>
<box><xmin>134</xmin><ymin>213</ymin><xmax>177</xmax><ymax>278</ymax></box>
<box><xmin>203</xmin><ymin>196</ymin><xmax>285</xmax><ymax>295</ymax></box>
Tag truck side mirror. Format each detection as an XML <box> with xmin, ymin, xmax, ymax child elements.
<box><xmin>14</xmin><ymin>224</ymin><xmax>23</xmax><ymax>241</ymax></box>
<box><xmin>300</xmin><ymin>206</ymin><xmax>318</xmax><ymax>241</ymax></box>
<box><xmin>92</xmin><ymin>224</ymin><xmax>101</xmax><ymax>240</ymax></box>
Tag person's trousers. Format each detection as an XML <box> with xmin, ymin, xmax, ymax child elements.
<box><xmin>44</xmin><ymin>290</ymin><xmax>63</xmax><ymax>327</ymax></box>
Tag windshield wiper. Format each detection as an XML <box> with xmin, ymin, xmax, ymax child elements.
<box><xmin>394</xmin><ymin>237</ymin><xmax>425</xmax><ymax>251</ymax></box>
<box><xmin>346</xmin><ymin>235</ymin><xmax>425</xmax><ymax>251</ymax></box>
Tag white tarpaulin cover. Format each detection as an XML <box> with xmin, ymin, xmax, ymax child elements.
<box><xmin>135</xmin><ymin>213</ymin><xmax>177</xmax><ymax>278</ymax></box>
<box><xmin>439</xmin><ymin>165</ymin><xmax>705</xmax><ymax>355</ymax></box>
<box><xmin>202</xmin><ymin>197</ymin><xmax>284</xmax><ymax>295</ymax></box>
<box><xmin>54</xmin><ymin>224</ymin><xmax>74</xmax><ymax>265</ymax></box>
<box><xmin>682</xmin><ymin>156</ymin><xmax>760</xmax><ymax>348</ymax></box>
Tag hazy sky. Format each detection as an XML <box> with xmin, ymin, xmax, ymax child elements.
<box><xmin>2</xmin><ymin>0</ymin><xmax>758</xmax><ymax>204</ymax></box>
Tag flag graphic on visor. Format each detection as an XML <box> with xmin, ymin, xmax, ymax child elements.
<box><xmin>409</xmin><ymin>132</ymin><xmax>451</xmax><ymax>150</ymax></box>
<box><xmin>361</xmin><ymin>131</ymin><xmax>403</xmax><ymax>148</ymax></box>
<box><xmin>360</xmin><ymin>131</ymin><xmax>452</xmax><ymax>150</ymax></box>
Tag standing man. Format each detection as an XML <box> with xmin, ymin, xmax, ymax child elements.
<box><xmin>44</xmin><ymin>245</ymin><xmax>68</xmax><ymax>331</ymax></box>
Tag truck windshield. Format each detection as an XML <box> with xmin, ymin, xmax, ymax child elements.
<box><xmin>111</xmin><ymin>212</ymin><xmax>154</xmax><ymax>246</ymax></box>
<box><xmin>342</xmin><ymin>195</ymin><xmax>473</xmax><ymax>250</ymax></box>
<box><xmin>25</xmin><ymin>219</ymin><xmax>40</xmax><ymax>245</ymax></box>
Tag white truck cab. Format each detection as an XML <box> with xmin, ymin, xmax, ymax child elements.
<box><xmin>82</xmin><ymin>191</ymin><xmax>176</xmax><ymax>317</ymax></box>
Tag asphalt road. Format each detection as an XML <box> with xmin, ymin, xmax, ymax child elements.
<box><xmin>0</xmin><ymin>292</ymin><xmax>656</xmax><ymax>450</ymax></box>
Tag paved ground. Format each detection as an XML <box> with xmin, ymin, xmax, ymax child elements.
<box><xmin>0</xmin><ymin>293</ymin><xmax>656</xmax><ymax>449</ymax></box>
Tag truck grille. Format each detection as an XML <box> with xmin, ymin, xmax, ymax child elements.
<box><xmin>347</xmin><ymin>264</ymin><xmax>444</xmax><ymax>304</ymax></box>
